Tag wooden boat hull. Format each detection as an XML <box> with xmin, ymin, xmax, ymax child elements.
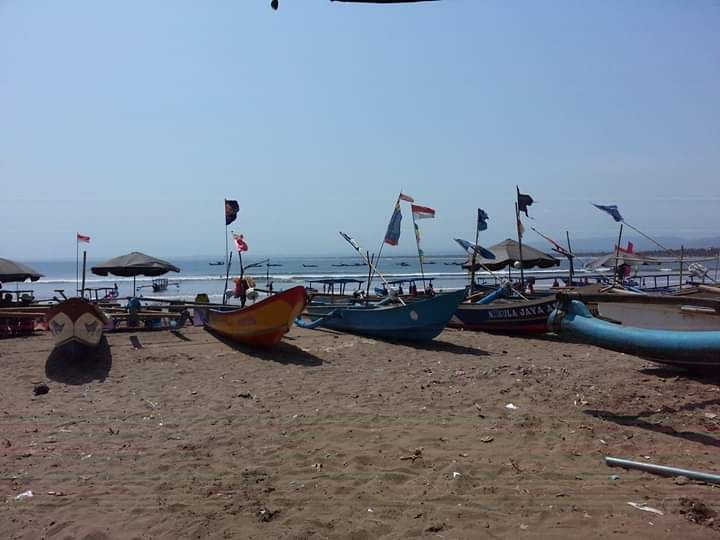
<box><xmin>449</xmin><ymin>295</ymin><xmax>557</xmax><ymax>334</ymax></box>
<box><xmin>549</xmin><ymin>300</ymin><xmax>720</xmax><ymax>368</ymax></box>
<box><xmin>46</xmin><ymin>298</ymin><xmax>108</xmax><ymax>349</ymax></box>
<box><xmin>302</xmin><ymin>289</ymin><xmax>466</xmax><ymax>342</ymax></box>
<box><xmin>562</xmin><ymin>289</ymin><xmax>720</xmax><ymax>331</ymax></box>
<box><xmin>204</xmin><ymin>286</ymin><xmax>307</xmax><ymax>347</ymax></box>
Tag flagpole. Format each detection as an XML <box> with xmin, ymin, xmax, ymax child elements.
<box><xmin>75</xmin><ymin>233</ymin><xmax>79</xmax><ymax>297</ymax></box>
<box><xmin>371</xmin><ymin>195</ymin><xmax>400</xmax><ymax>291</ymax></box>
<box><xmin>80</xmin><ymin>250</ymin><xmax>87</xmax><ymax>299</ymax></box>
<box><xmin>566</xmin><ymin>230</ymin><xmax>574</xmax><ymax>286</ymax></box>
<box><xmin>223</xmin><ymin>200</ymin><xmax>230</xmax><ymax>306</ymax></box>
<box><xmin>470</xmin><ymin>213</ymin><xmax>481</xmax><ymax>295</ymax></box>
<box><xmin>613</xmin><ymin>223</ymin><xmax>624</xmax><ymax>287</ymax></box>
<box><xmin>339</xmin><ymin>232</ymin><xmax>404</xmax><ymax>305</ymax></box>
<box><xmin>411</xmin><ymin>211</ymin><xmax>426</xmax><ymax>289</ymax></box>
<box><xmin>515</xmin><ymin>202</ymin><xmax>525</xmax><ymax>289</ymax></box>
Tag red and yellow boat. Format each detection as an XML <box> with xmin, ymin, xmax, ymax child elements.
<box><xmin>204</xmin><ymin>286</ymin><xmax>307</xmax><ymax>347</ymax></box>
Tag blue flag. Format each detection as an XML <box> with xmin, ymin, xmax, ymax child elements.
<box><xmin>593</xmin><ymin>203</ymin><xmax>624</xmax><ymax>223</ymax></box>
<box><xmin>454</xmin><ymin>238</ymin><xmax>496</xmax><ymax>260</ymax></box>
<box><xmin>477</xmin><ymin>208</ymin><xmax>489</xmax><ymax>231</ymax></box>
<box><xmin>384</xmin><ymin>202</ymin><xmax>402</xmax><ymax>246</ymax></box>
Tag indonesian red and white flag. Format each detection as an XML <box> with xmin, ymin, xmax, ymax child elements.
<box><xmin>399</xmin><ymin>192</ymin><xmax>414</xmax><ymax>203</ymax></box>
<box><xmin>232</xmin><ymin>233</ymin><xmax>248</xmax><ymax>252</ymax></box>
<box><xmin>411</xmin><ymin>204</ymin><xmax>435</xmax><ymax>220</ymax></box>
<box><xmin>77</xmin><ymin>233</ymin><xmax>91</xmax><ymax>243</ymax></box>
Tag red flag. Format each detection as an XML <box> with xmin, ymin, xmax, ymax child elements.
<box><xmin>232</xmin><ymin>233</ymin><xmax>248</xmax><ymax>252</ymax></box>
<box><xmin>77</xmin><ymin>233</ymin><xmax>90</xmax><ymax>243</ymax></box>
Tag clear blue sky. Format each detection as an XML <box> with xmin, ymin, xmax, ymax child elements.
<box><xmin>2</xmin><ymin>0</ymin><xmax>719</xmax><ymax>259</ymax></box>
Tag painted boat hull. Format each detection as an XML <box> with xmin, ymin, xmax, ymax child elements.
<box><xmin>549</xmin><ymin>300</ymin><xmax>720</xmax><ymax>368</ymax></box>
<box><xmin>46</xmin><ymin>298</ymin><xmax>108</xmax><ymax>349</ymax></box>
<box><xmin>449</xmin><ymin>295</ymin><xmax>557</xmax><ymax>334</ymax></box>
<box><xmin>302</xmin><ymin>289</ymin><xmax>466</xmax><ymax>342</ymax></box>
<box><xmin>205</xmin><ymin>286</ymin><xmax>307</xmax><ymax>347</ymax></box>
<box><xmin>593</xmin><ymin>301</ymin><xmax>720</xmax><ymax>331</ymax></box>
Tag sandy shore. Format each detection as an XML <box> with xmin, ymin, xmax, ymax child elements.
<box><xmin>1</xmin><ymin>325</ymin><xmax>719</xmax><ymax>539</ymax></box>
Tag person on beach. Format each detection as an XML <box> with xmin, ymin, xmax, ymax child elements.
<box><xmin>234</xmin><ymin>277</ymin><xmax>248</xmax><ymax>308</ymax></box>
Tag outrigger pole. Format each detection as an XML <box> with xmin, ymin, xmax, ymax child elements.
<box><xmin>339</xmin><ymin>232</ymin><xmax>405</xmax><ymax>305</ymax></box>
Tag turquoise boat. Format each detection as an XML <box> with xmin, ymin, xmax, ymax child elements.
<box><xmin>296</xmin><ymin>289</ymin><xmax>466</xmax><ymax>342</ymax></box>
<box><xmin>549</xmin><ymin>299</ymin><xmax>720</xmax><ymax>368</ymax></box>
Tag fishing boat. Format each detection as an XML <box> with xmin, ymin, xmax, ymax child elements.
<box><xmin>549</xmin><ymin>298</ymin><xmax>720</xmax><ymax>369</ymax></box>
<box><xmin>209</xmin><ymin>261</ymin><xmax>224</xmax><ymax>266</ymax></box>
<box><xmin>449</xmin><ymin>285</ymin><xmax>557</xmax><ymax>334</ymax></box>
<box><xmin>563</xmin><ymin>287</ymin><xmax>720</xmax><ymax>331</ymax></box>
<box><xmin>297</xmin><ymin>289</ymin><xmax>466</xmax><ymax>342</ymax></box>
<box><xmin>46</xmin><ymin>298</ymin><xmax>108</xmax><ymax>351</ymax></box>
<box><xmin>203</xmin><ymin>285</ymin><xmax>307</xmax><ymax>347</ymax></box>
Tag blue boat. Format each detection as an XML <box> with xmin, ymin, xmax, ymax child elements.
<box><xmin>296</xmin><ymin>289</ymin><xmax>466</xmax><ymax>342</ymax></box>
<box><xmin>549</xmin><ymin>299</ymin><xmax>720</xmax><ymax>368</ymax></box>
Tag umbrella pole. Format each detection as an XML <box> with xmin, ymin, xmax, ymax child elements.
<box><xmin>613</xmin><ymin>223</ymin><xmax>624</xmax><ymax>287</ymax></box>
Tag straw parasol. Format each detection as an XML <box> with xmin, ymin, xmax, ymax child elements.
<box><xmin>91</xmin><ymin>252</ymin><xmax>180</xmax><ymax>293</ymax></box>
<box><xmin>462</xmin><ymin>238</ymin><xmax>560</xmax><ymax>272</ymax></box>
<box><xmin>0</xmin><ymin>258</ymin><xmax>43</xmax><ymax>285</ymax></box>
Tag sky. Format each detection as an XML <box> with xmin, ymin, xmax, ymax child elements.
<box><xmin>1</xmin><ymin>0</ymin><xmax>719</xmax><ymax>259</ymax></box>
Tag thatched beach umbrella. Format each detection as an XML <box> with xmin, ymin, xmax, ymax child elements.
<box><xmin>462</xmin><ymin>238</ymin><xmax>560</xmax><ymax>272</ymax></box>
<box><xmin>91</xmin><ymin>252</ymin><xmax>180</xmax><ymax>293</ymax></box>
<box><xmin>0</xmin><ymin>258</ymin><xmax>43</xmax><ymax>285</ymax></box>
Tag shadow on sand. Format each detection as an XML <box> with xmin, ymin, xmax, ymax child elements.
<box><xmin>585</xmin><ymin>402</ymin><xmax>720</xmax><ymax>450</ymax></box>
<box><xmin>45</xmin><ymin>337</ymin><xmax>113</xmax><ymax>385</ymax></box>
<box><xmin>206</xmin><ymin>329</ymin><xmax>323</xmax><ymax>367</ymax></box>
<box><xmin>399</xmin><ymin>339</ymin><xmax>490</xmax><ymax>357</ymax></box>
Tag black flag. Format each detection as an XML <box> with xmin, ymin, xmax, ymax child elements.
<box><xmin>225</xmin><ymin>199</ymin><xmax>239</xmax><ymax>225</ymax></box>
<box><xmin>516</xmin><ymin>187</ymin><xmax>534</xmax><ymax>217</ymax></box>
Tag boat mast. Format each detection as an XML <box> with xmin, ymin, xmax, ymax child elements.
<box><xmin>515</xmin><ymin>201</ymin><xmax>525</xmax><ymax>288</ymax></box>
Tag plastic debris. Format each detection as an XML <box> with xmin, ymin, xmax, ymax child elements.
<box><xmin>627</xmin><ymin>502</ymin><xmax>664</xmax><ymax>516</ymax></box>
<box><xmin>452</xmin><ymin>472</ymin><xmax>462</xmax><ymax>479</ymax></box>
<box><xmin>15</xmin><ymin>490</ymin><xmax>33</xmax><ymax>500</ymax></box>
<box><xmin>505</xmin><ymin>403</ymin><xmax>518</xmax><ymax>410</ymax></box>
<box><xmin>480</xmin><ymin>436</ymin><xmax>494</xmax><ymax>443</ymax></box>
<box><xmin>610</xmin><ymin>475</ymin><xmax>620</xmax><ymax>481</ymax></box>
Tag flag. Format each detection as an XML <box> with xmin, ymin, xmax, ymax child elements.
<box><xmin>477</xmin><ymin>208</ymin><xmax>489</xmax><ymax>231</ymax></box>
<box><xmin>454</xmin><ymin>238</ymin><xmax>496</xmax><ymax>260</ymax></box>
<box><xmin>76</xmin><ymin>233</ymin><xmax>90</xmax><ymax>243</ymax></box>
<box><xmin>399</xmin><ymin>192</ymin><xmax>414</xmax><ymax>203</ymax></box>
<box><xmin>225</xmin><ymin>199</ymin><xmax>239</xmax><ymax>226</ymax></box>
<box><xmin>531</xmin><ymin>227</ymin><xmax>570</xmax><ymax>257</ymax></box>
<box><xmin>592</xmin><ymin>203</ymin><xmax>623</xmax><ymax>223</ymax></box>
<box><xmin>384</xmin><ymin>201</ymin><xmax>402</xmax><ymax>246</ymax></box>
<box><xmin>411</xmin><ymin>204</ymin><xmax>436</xmax><ymax>220</ymax></box>
<box><xmin>232</xmin><ymin>233</ymin><xmax>248</xmax><ymax>252</ymax></box>
<box><xmin>517</xmin><ymin>215</ymin><xmax>525</xmax><ymax>238</ymax></box>
<box><xmin>517</xmin><ymin>187</ymin><xmax>534</xmax><ymax>217</ymax></box>
<box><xmin>339</xmin><ymin>231</ymin><xmax>360</xmax><ymax>250</ymax></box>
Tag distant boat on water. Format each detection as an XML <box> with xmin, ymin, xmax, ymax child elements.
<box><xmin>302</xmin><ymin>264</ymin><xmax>318</xmax><ymax>268</ymax></box>
<box><xmin>209</xmin><ymin>261</ymin><xmax>224</xmax><ymax>266</ymax></box>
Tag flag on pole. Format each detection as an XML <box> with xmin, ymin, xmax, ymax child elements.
<box><xmin>517</xmin><ymin>187</ymin><xmax>534</xmax><ymax>217</ymax></box>
<box><xmin>77</xmin><ymin>233</ymin><xmax>90</xmax><ymax>243</ymax></box>
<box><xmin>517</xmin><ymin>215</ymin><xmax>525</xmax><ymax>238</ymax></box>
<box><xmin>454</xmin><ymin>238</ymin><xmax>496</xmax><ymax>260</ymax></box>
<box><xmin>411</xmin><ymin>204</ymin><xmax>436</xmax><ymax>220</ymax></box>
<box><xmin>225</xmin><ymin>199</ymin><xmax>239</xmax><ymax>225</ymax></box>
<box><xmin>232</xmin><ymin>233</ymin><xmax>248</xmax><ymax>252</ymax></box>
<box><xmin>384</xmin><ymin>201</ymin><xmax>402</xmax><ymax>246</ymax></box>
<box><xmin>477</xmin><ymin>208</ymin><xmax>489</xmax><ymax>231</ymax></box>
<box><xmin>339</xmin><ymin>231</ymin><xmax>360</xmax><ymax>251</ymax></box>
<box><xmin>592</xmin><ymin>203</ymin><xmax>624</xmax><ymax>223</ymax></box>
<box><xmin>398</xmin><ymin>192</ymin><xmax>414</xmax><ymax>203</ymax></box>
<box><xmin>531</xmin><ymin>227</ymin><xmax>571</xmax><ymax>257</ymax></box>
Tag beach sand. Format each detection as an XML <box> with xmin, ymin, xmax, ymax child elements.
<box><xmin>1</xmin><ymin>326</ymin><xmax>719</xmax><ymax>539</ymax></box>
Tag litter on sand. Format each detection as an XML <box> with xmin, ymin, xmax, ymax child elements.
<box><xmin>627</xmin><ymin>502</ymin><xmax>664</xmax><ymax>516</ymax></box>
